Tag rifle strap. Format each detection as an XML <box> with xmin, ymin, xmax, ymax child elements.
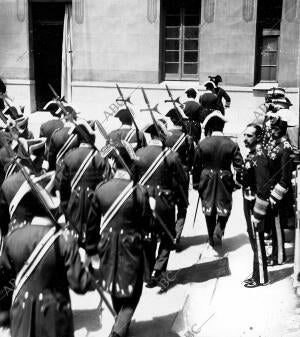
<box><xmin>100</xmin><ymin>147</ymin><xmax>171</xmax><ymax>234</ymax></box>
<box><xmin>56</xmin><ymin>133</ymin><xmax>77</xmax><ymax>163</ymax></box>
<box><xmin>12</xmin><ymin>226</ymin><xmax>62</xmax><ymax>303</ymax></box>
<box><xmin>124</xmin><ymin>128</ymin><xmax>136</xmax><ymax>143</ymax></box>
<box><xmin>9</xmin><ymin>172</ymin><xmax>55</xmax><ymax>218</ymax></box>
<box><xmin>71</xmin><ymin>149</ymin><xmax>98</xmax><ymax>191</ymax></box>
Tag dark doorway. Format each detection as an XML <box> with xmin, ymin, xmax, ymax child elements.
<box><xmin>30</xmin><ymin>3</ymin><xmax>65</xmax><ymax>109</ymax></box>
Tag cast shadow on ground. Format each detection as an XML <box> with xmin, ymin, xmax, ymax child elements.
<box><xmin>178</xmin><ymin>235</ymin><xmax>208</xmax><ymax>252</ymax></box>
<box><xmin>73</xmin><ymin>307</ymin><xmax>102</xmax><ymax>332</ymax></box>
<box><xmin>269</xmin><ymin>266</ymin><xmax>293</xmax><ymax>285</ymax></box>
<box><xmin>129</xmin><ymin>312</ymin><xmax>180</xmax><ymax>337</ymax></box>
<box><xmin>221</xmin><ymin>233</ymin><xmax>249</xmax><ymax>253</ymax></box>
<box><xmin>157</xmin><ymin>257</ymin><xmax>230</xmax><ymax>294</ymax></box>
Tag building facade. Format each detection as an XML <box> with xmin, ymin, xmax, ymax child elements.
<box><xmin>0</xmin><ymin>0</ymin><xmax>299</xmax><ymax>132</ymax></box>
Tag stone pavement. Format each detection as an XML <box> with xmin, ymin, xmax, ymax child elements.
<box><xmin>69</xmin><ymin>189</ymin><xmax>300</xmax><ymax>337</ymax></box>
<box><xmin>0</xmin><ymin>181</ymin><xmax>299</xmax><ymax>337</ymax></box>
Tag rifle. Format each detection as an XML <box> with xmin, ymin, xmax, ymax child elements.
<box><xmin>164</xmin><ymin>84</ymin><xmax>187</xmax><ymax>132</ymax></box>
<box><xmin>116</xmin><ymin>84</ymin><xmax>141</xmax><ymax>149</ymax></box>
<box><xmin>48</xmin><ymin>83</ymin><xmax>133</xmax><ymax>179</ymax></box>
<box><xmin>141</xmin><ymin>87</ymin><xmax>166</xmax><ymax>145</ymax></box>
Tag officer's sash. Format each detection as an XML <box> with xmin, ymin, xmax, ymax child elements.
<box><xmin>70</xmin><ymin>149</ymin><xmax>98</xmax><ymax>191</ymax></box>
<box><xmin>12</xmin><ymin>226</ymin><xmax>62</xmax><ymax>303</ymax></box>
<box><xmin>99</xmin><ymin>133</ymin><xmax>186</xmax><ymax>234</ymax></box>
<box><xmin>56</xmin><ymin>133</ymin><xmax>77</xmax><ymax>163</ymax></box>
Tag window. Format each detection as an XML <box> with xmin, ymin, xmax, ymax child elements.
<box><xmin>259</xmin><ymin>30</ymin><xmax>279</xmax><ymax>82</ymax></box>
<box><xmin>162</xmin><ymin>0</ymin><xmax>201</xmax><ymax>80</ymax></box>
<box><xmin>255</xmin><ymin>0</ymin><xmax>282</xmax><ymax>83</ymax></box>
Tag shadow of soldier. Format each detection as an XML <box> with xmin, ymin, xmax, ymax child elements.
<box><xmin>269</xmin><ymin>265</ymin><xmax>293</xmax><ymax>285</ymax></box>
<box><xmin>129</xmin><ymin>311</ymin><xmax>181</xmax><ymax>337</ymax></box>
<box><xmin>73</xmin><ymin>307</ymin><xmax>102</xmax><ymax>332</ymax></box>
<box><xmin>177</xmin><ymin>235</ymin><xmax>208</xmax><ymax>252</ymax></box>
<box><xmin>157</xmin><ymin>257</ymin><xmax>230</xmax><ymax>294</ymax></box>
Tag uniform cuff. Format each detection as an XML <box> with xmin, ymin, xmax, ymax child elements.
<box><xmin>253</xmin><ymin>196</ymin><xmax>269</xmax><ymax>221</ymax></box>
<box><xmin>270</xmin><ymin>183</ymin><xmax>288</xmax><ymax>202</ymax></box>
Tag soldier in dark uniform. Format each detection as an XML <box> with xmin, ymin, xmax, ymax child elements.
<box><xmin>136</xmin><ymin>121</ymin><xmax>188</xmax><ymax>287</ymax></box>
<box><xmin>39</xmin><ymin>101</ymin><xmax>64</xmax><ymax>151</ymax></box>
<box><xmin>209</xmin><ymin>75</ymin><xmax>231</xmax><ymax>115</ymax></box>
<box><xmin>192</xmin><ymin>111</ymin><xmax>244</xmax><ymax>252</ymax></box>
<box><xmin>165</xmin><ymin>108</ymin><xmax>193</xmax><ymax>245</ymax></box>
<box><xmin>183</xmin><ymin>100</ymin><xmax>202</xmax><ymax>143</ymax></box>
<box><xmin>108</xmin><ymin>108</ymin><xmax>146</xmax><ymax>150</ymax></box>
<box><xmin>199</xmin><ymin>81</ymin><xmax>219</xmax><ymax>122</ymax></box>
<box><xmin>0</xmin><ymin>137</ymin><xmax>55</xmax><ymax>330</ymax></box>
<box><xmin>0</xmin><ymin>147</ymin><xmax>93</xmax><ymax>337</ymax></box>
<box><xmin>47</xmin><ymin>106</ymin><xmax>79</xmax><ymax>180</ymax></box>
<box><xmin>242</xmin><ymin>124</ymin><xmax>270</xmax><ymax>287</ymax></box>
<box><xmin>59</xmin><ymin>120</ymin><xmax>109</xmax><ymax>245</ymax></box>
<box><xmin>266</xmin><ymin>116</ymin><xmax>294</xmax><ymax>266</ymax></box>
<box><xmin>86</xmin><ymin>142</ymin><xmax>151</xmax><ymax>337</ymax></box>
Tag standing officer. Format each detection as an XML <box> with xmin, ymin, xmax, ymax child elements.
<box><xmin>86</xmin><ymin>142</ymin><xmax>151</xmax><ymax>337</ymax></box>
<box><xmin>266</xmin><ymin>116</ymin><xmax>294</xmax><ymax>265</ymax></box>
<box><xmin>192</xmin><ymin>111</ymin><xmax>244</xmax><ymax>251</ymax></box>
<box><xmin>242</xmin><ymin>123</ymin><xmax>270</xmax><ymax>287</ymax></box>
<box><xmin>136</xmin><ymin>121</ymin><xmax>188</xmax><ymax>287</ymax></box>
<box><xmin>59</xmin><ymin>120</ymin><xmax>109</xmax><ymax>245</ymax></box>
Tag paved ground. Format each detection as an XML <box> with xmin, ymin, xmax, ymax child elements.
<box><xmin>67</xmin><ymin>187</ymin><xmax>300</xmax><ymax>337</ymax></box>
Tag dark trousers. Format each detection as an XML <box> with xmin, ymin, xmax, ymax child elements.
<box><xmin>252</xmin><ymin>229</ymin><xmax>269</xmax><ymax>284</ymax></box>
<box><xmin>205</xmin><ymin>208</ymin><xmax>229</xmax><ymax>246</ymax></box>
<box><xmin>243</xmin><ymin>198</ymin><xmax>255</xmax><ymax>252</ymax></box>
<box><xmin>243</xmin><ymin>197</ymin><xmax>268</xmax><ymax>283</ymax></box>
<box><xmin>111</xmin><ymin>277</ymin><xmax>143</xmax><ymax>337</ymax></box>
<box><xmin>154</xmin><ymin>238</ymin><xmax>171</xmax><ymax>272</ymax></box>
<box><xmin>270</xmin><ymin>213</ymin><xmax>286</xmax><ymax>264</ymax></box>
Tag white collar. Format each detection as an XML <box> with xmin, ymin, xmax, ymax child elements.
<box><xmin>211</xmin><ymin>131</ymin><xmax>224</xmax><ymax>136</ymax></box>
<box><xmin>114</xmin><ymin>169</ymin><xmax>131</xmax><ymax>180</ymax></box>
<box><xmin>80</xmin><ymin>143</ymin><xmax>93</xmax><ymax>148</ymax></box>
<box><xmin>120</xmin><ymin>124</ymin><xmax>132</xmax><ymax>129</ymax></box>
<box><xmin>149</xmin><ymin>139</ymin><xmax>163</xmax><ymax>146</ymax></box>
<box><xmin>171</xmin><ymin>125</ymin><xmax>182</xmax><ymax>130</ymax></box>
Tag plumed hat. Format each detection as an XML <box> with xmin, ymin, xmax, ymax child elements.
<box><xmin>203</xmin><ymin>81</ymin><xmax>216</xmax><ymax>90</ymax></box>
<box><xmin>202</xmin><ymin>110</ymin><xmax>228</xmax><ymax>129</ymax></box>
<box><xmin>115</xmin><ymin>108</ymin><xmax>133</xmax><ymax>125</ymax></box>
<box><xmin>184</xmin><ymin>87</ymin><xmax>198</xmax><ymax>99</ymax></box>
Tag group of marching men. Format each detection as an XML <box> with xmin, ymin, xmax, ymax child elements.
<box><xmin>0</xmin><ymin>75</ymin><xmax>297</xmax><ymax>337</ymax></box>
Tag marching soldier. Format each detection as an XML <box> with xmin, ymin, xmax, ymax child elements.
<box><xmin>183</xmin><ymin>100</ymin><xmax>202</xmax><ymax>143</ymax></box>
<box><xmin>108</xmin><ymin>108</ymin><xmax>146</xmax><ymax>150</ymax></box>
<box><xmin>242</xmin><ymin>123</ymin><xmax>270</xmax><ymax>287</ymax></box>
<box><xmin>266</xmin><ymin>116</ymin><xmax>294</xmax><ymax>266</ymax></box>
<box><xmin>39</xmin><ymin>101</ymin><xmax>64</xmax><ymax>150</ymax></box>
<box><xmin>47</xmin><ymin>105</ymin><xmax>79</xmax><ymax>171</ymax></box>
<box><xmin>192</xmin><ymin>111</ymin><xmax>244</xmax><ymax>252</ymax></box>
<box><xmin>59</xmin><ymin>120</ymin><xmax>109</xmax><ymax>245</ymax></box>
<box><xmin>199</xmin><ymin>81</ymin><xmax>219</xmax><ymax>122</ymax></box>
<box><xmin>136</xmin><ymin>121</ymin><xmax>188</xmax><ymax>287</ymax></box>
<box><xmin>0</xmin><ymin>139</ymin><xmax>93</xmax><ymax>336</ymax></box>
<box><xmin>85</xmin><ymin>142</ymin><xmax>151</xmax><ymax>337</ymax></box>
<box><xmin>209</xmin><ymin>75</ymin><xmax>231</xmax><ymax>115</ymax></box>
<box><xmin>165</xmin><ymin>108</ymin><xmax>193</xmax><ymax>245</ymax></box>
